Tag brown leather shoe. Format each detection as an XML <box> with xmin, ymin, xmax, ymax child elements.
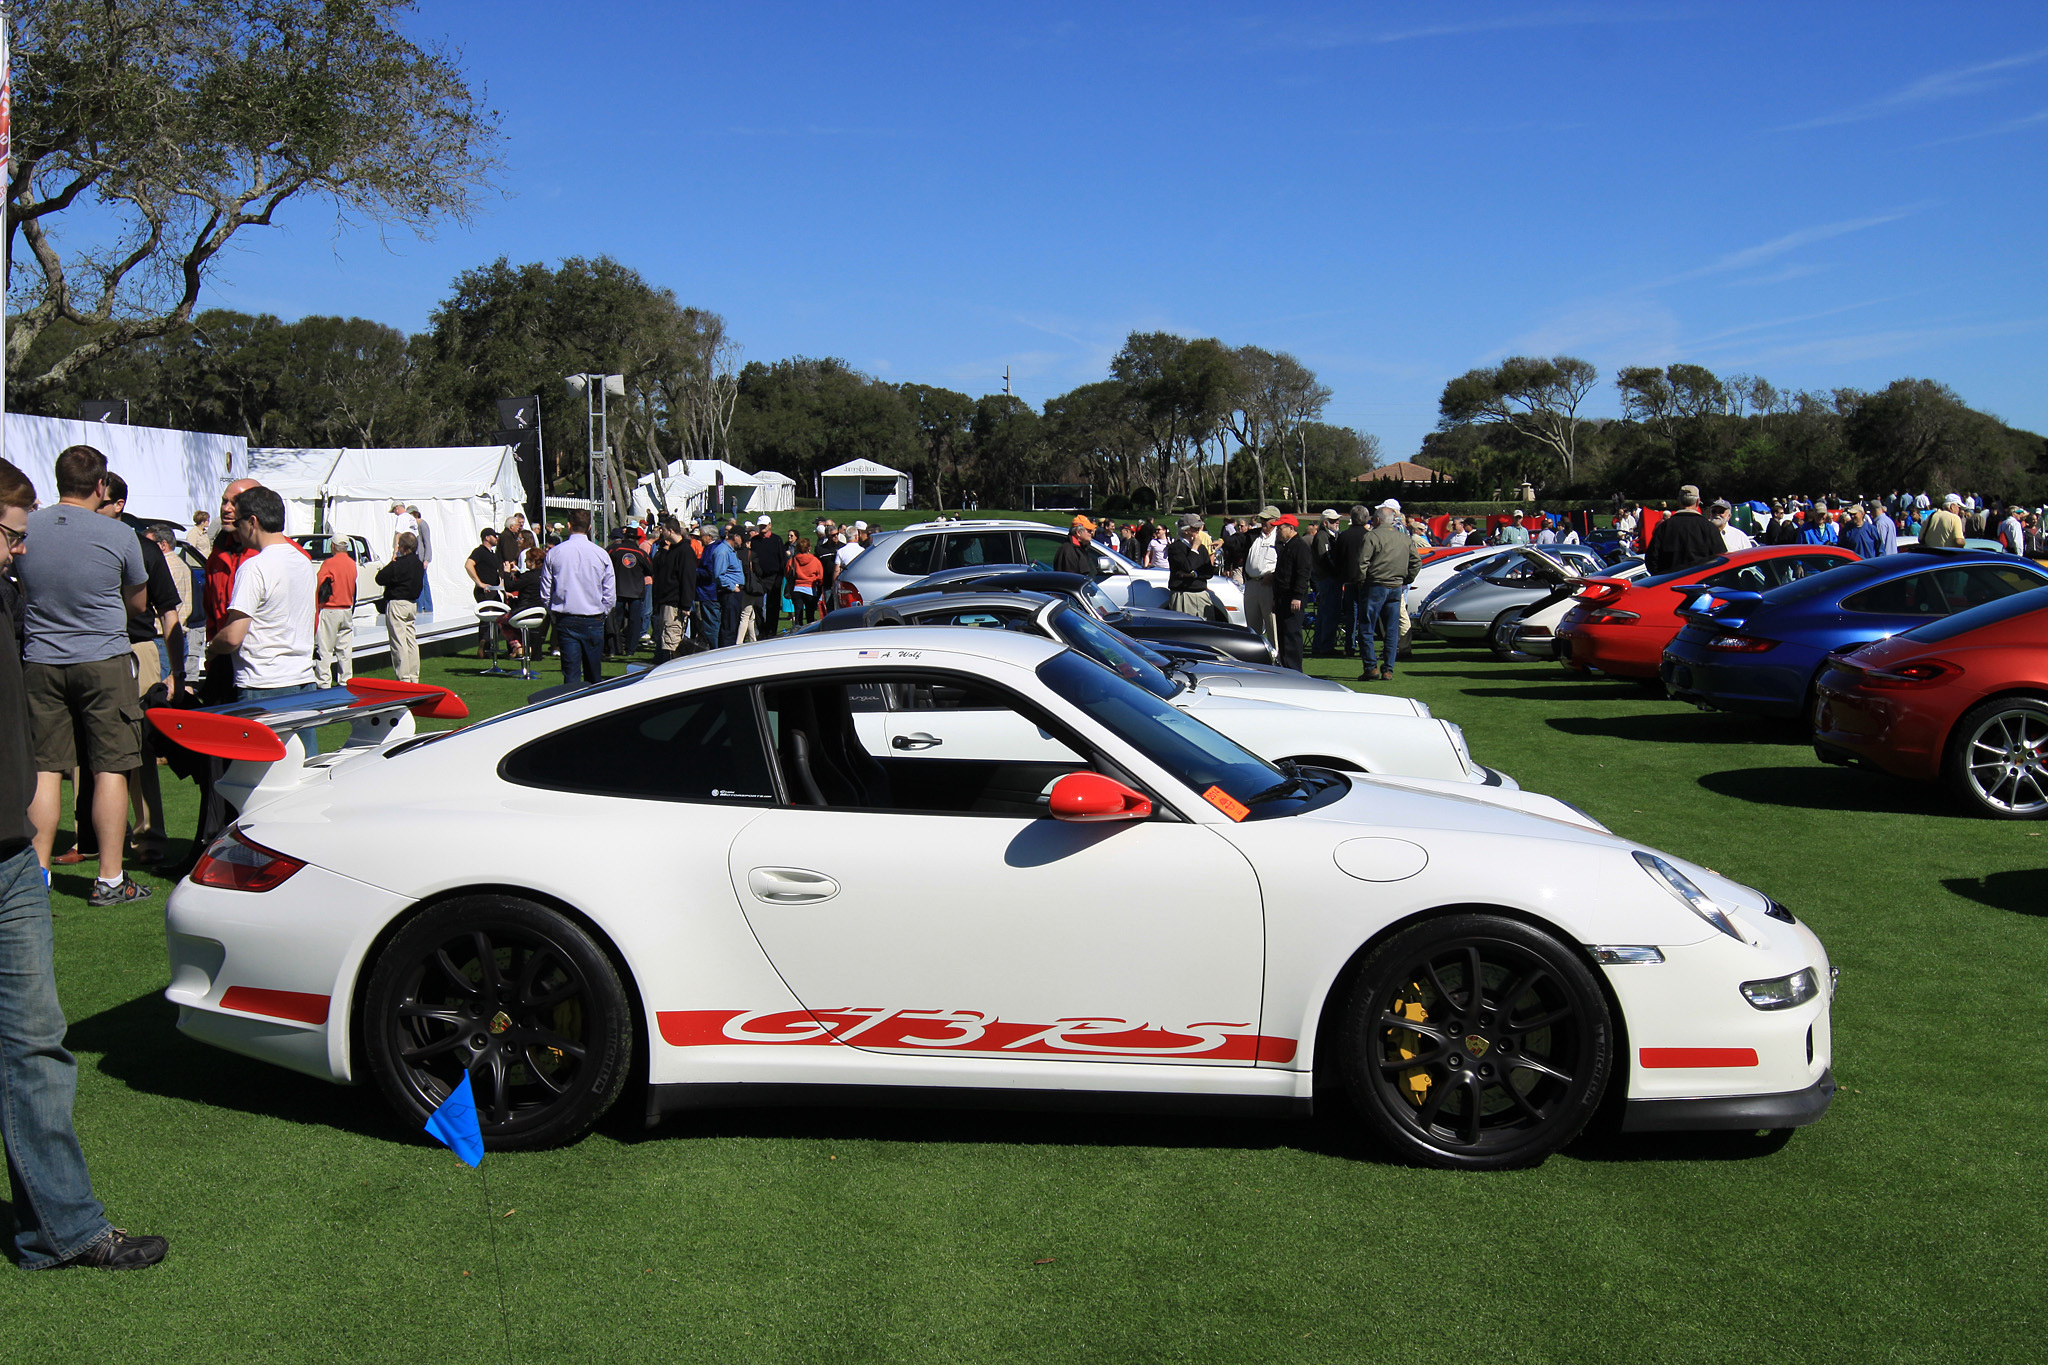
<box><xmin>52</xmin><ymin>849</ymin><xmax>90</xmax><ymax>865</ymax></box>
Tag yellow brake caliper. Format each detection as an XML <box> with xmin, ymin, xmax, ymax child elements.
<box><xmin>1391</xmin><ymin>986</ymin><xmax>1431</xmax><ymax>1106</ymax></box>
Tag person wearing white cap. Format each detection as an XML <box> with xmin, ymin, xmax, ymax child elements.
<box><xmin>836</xmin><ymin>521</ymin><xmax>871</xmax><ymax>573</ymax></box>
<box><xmin>750</xmin><ymin>514</ymin><xmax>788</xmax><ymax>637</ymax></box>
<box><xmin>1921</xmin><ymin>494</ymin><xmax>1967</xmax><ymax>549</ymax></box>
<box><xmin>1377</xmin><ymin>498</ymin><xmax>1401</xmax><ymax>514</ymax></box>
<box><xmin>1310</xmin><ymin>510</ymin><xmax>1346</xmax><ymax>657</ymax></box>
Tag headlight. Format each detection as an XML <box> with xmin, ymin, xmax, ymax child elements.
<box><xmin>1740</xmin><ymin>967</ymin><xmax>1819</xmax><ymax>1011</ymax></box>
<box><xmin>1634</xmin><ymin>850</ymin><xmax>1745</xmax><ymax>942</ymax></box>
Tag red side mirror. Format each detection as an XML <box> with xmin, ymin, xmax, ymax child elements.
<box><xmin>1048</xmin><ymin>772</ymin><xmax>1152</xmax><ymax>823</ymax></box>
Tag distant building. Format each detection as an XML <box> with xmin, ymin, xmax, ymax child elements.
<box><xmin>1355</xmin><ymin>460</ymin><xmax>1443</xmax><ymax>486</ymax></box>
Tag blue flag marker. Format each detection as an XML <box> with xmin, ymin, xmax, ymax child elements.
<box><xmin>424</xmin><ymin>1072</ymin><xmax>485</xmax><ymax>1167</ymax></box>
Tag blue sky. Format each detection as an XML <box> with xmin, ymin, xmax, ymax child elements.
<box><xmin>206</xmin><ymin>2</ymin><xmax>2048</xmax><ymax>462</ymax></box>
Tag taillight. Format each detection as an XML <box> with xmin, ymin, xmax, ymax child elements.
<box><xmin>1863</xmin><ymin>661</ymin><xmax>1957</xmax><ymax>688</ymax></box>
<box><xmin>835</xmin><ymin>581</ymin><xmax>863</xmax><ymax>610</ymax></box>
<box><xmin>1519</xmin><ymin>625</ymin><xmax>1554</xmax><ymax>638</ymax></box>
<box><xmin>192</xmin><ymin>828</ymin><xmax>306</xmax><ymax>892</ymax></box>
<box><xmin>1707</xmin><ymin>634</ymin><xmax>1777</xmax><ymax>653</ymax></box>
<box><xmin>1582</xmin><ymin>609</ymin><xmax>1640</xmax><ymax>625</ymax></box>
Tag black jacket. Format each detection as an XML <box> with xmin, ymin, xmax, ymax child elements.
<box><xmin>1053</xmin><ymin>538</ymin><xmax>1099</xmax><ymax>576</ymax></box>
<box><xmin>610</xmin><ymin>545</ymin><xmax>650</xmax><ymax>599</ymax></box>
<box><xmin>1273</xmin><ymin>534</ymin><xmax>1315</xmax><ymax>604</ymax></box>
<box><xmin>374</xmin><ymin>553</ymin><xmax>424</xmax><ymax>604</ymax></box>
<box><xmin>1645</xmin><ymin>510</ymin><xmax>1724</xmax><ymax>575</ymax></box>
<box><xmin>1309</xmin><ymin>525</ymin><xmax>1343</xmax><ymax>580</ymax></box>
<box><xmin>1335</xmin><ymin>524</ymin><xmax>1369</xmax><ymax>584</ymax></box>
<box><xmin>750</xmin><ymin>533</ymin><xmax>788</xmax><ymax>580</ymax></box>
<box><xmin>1166</xmin><ymin>538</ymin><xmax>1214</xmax><ymax>594</ymax></box>
<box><xmin>651</xmin><ymin>540</ymin><xmax>697</xmax><ymax>608</ymax></box>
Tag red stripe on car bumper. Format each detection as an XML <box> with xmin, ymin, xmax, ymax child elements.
<box><xmin>1640</xmin><ymin>1047</ymin><xmax>1759</xmax><ymax>1068</ymax></box>
<box><xmin>219</xmin><ymin>986</ymin><xmax>331</xmax><ymax>1025</ymax></box>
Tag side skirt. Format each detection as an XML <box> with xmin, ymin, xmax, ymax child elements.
<box><xmin>646</xmin><ymin>1082</ymin><xmax>1315</xmax><ymax>1128</ymax></box>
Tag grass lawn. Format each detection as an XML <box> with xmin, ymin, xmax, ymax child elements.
<box><xmin>8</xmin><ymin>636</ymin><xmax>2045</xmax><ymax>1362</ymax></box>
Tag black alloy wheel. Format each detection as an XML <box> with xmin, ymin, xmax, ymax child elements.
<box><xmin>1945</xmin><ymin>696</ymin><xmax>2048</xmax><ymax>819</ymax></box>
<box><xmin>364</xmin><ymin>896</ymin><xmax>632</xmax><ymax>1150</ymax></box>
<box><xmin>1338</xmin><ymin>913</ymin><xmax>1611</xmax><ymax>1170</ymax></box>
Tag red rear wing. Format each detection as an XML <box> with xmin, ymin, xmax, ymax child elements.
<box><xmin>148</xmin><ymin>682</ymin><xmax>467</xmax><ymax>762</ymax></box>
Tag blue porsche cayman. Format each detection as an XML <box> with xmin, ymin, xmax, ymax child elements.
<box><xmin>1661</xmin><ymin>548</ymin><xmax>2048</xmax><ymax>720</ymax></box>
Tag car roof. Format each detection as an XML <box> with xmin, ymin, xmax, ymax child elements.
<box><xmin>648</xmin><ymin>622</ymin><xmax>1065</xmax><ymax>677</ymax></box>
<box><xmin>1756</xmin><ymin>546</ymin><xmax>2046</xmax><ymax>605</ymax></box>
<box><xmin>820</xmin><ymin>591</ymin><xmax>1060</xmax><ymax>630</ymax></box>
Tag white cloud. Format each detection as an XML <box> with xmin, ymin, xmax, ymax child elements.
<box><xmin>1268</xmin><ymin>8</ymin><xmax>1681</xmax><ymax>51</ymax></box>
<box><xmin>1780</xmin><ymin>47</ymin><xmax>2048</xmax><ymax>131</ymax></box>
<box><xmin>1911</xmin><ymin>107</ymin><xmax>2048</xmax><ymax>149</ymax></box>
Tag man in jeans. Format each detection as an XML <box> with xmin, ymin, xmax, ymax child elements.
<box><xmin>1357</xmin><ymin>506</ymin><xmax>1420</xmax><ymax>682</ymax></box>
<box><xmin>0</xmin><ymin>456</ymin><xmax>168</xmax><ymax>1269</ymax></box>
<box><xmin>15</xmin><ymin>446</ymin><xmax>152</xmax><ymax>907</ymax></box>
<box><xmin>538</xmin><ymin>508</ymin><xmax>614</xmax><ymax>685</ymax></box>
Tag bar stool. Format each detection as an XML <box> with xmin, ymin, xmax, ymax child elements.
<box><xmin>475</xmin><ymin>599</ymin><xmax>512</xmax><ymax>675</ymax></box>
<box><xmin>509</xmin><ymin>607</ymin><xmax>548</xmax><ymax>681</ymax></box>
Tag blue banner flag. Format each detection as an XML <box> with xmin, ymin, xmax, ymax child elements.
<box><xmin>424</xmin><ymin>1072</ymin><xmax>485</xmax><ymax>1167</ymax></box>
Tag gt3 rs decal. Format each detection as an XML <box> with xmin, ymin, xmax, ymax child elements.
<box><xmin>657</xmin><ymin>1008</ymin><xmax>1297</xmax><ymax>1063</ymax></box>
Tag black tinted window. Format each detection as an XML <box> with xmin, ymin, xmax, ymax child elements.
<box><xmin>502</xmin><ymin>685</ymin><xmax>775</xmax><ymax>803</ymax></box>
<box><xmin>887</xmin><ymin>535</ymin><xmax>937</xmax><ymax>577</ymax></box>
<box><xmin>942</xmin><ymin>532</ymin><xmax>1017</xmax><ymax>569</ymax></box>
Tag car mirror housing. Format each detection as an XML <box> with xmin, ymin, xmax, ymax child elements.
<box><xmin>1095</xmin><ymin>556</ymin><xmax>1124</xmax><ymax>577</ymax></box>
<box><xmin>1048</xmin><ymin>772</ymin><xmax>1152</xmax><ymax>822</ymax></box>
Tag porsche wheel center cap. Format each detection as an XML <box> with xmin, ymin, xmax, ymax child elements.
<box><xmin>489</xmin><ymin>1011</ymin><xmax>513</xmax><ymax>1035</ymax></box>
<box><xmin>1464</xmin><ymin>1034</ymin><xmax>1491</xmax><ymax>1058</ymax></box>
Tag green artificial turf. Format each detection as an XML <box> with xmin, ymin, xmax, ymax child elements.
<box><xmin>6</xmin><ymin>638</ymin><xmax>2045</xmax><ymax>1363</ymax></box>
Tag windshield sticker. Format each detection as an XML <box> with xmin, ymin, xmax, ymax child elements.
<box><xmin>1203</xmin><ymin>785</ymin><xmax>1250</xmax><ymax>821</ymax></box>
<box><xmin>855</xmin><ymin>649</ymin><xmax>923</xmax><ymax>660</ymax></box>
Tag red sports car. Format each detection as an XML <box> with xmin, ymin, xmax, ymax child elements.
<box><xmin>1556</xmin><ymin>545</ymin><xmax>1859</xmax><ymax>680</ymax></box>
<box><xmin>1813</xmin><ymin>585</ymin><xmax>2048</xmax><ymax>818</ymax></box>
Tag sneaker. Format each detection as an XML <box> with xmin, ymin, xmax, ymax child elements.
<box><xmin>60</xmin><ymin>1228</ymin><xmax>168</xmax><ymax>1270</ymax></box>
<box><xmin>88</xmin><ymin>876</ymin><xmax>154</xmax><ymax>907</ymax></box>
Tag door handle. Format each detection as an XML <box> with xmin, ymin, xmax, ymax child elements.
<box><xmin>747</xmin><ymin>867</ymin><xmax>839</xmax><ymax>905</ymax></box>
<box><xmin>892</xmin><ymin>732</ymin><xmax>943</xmax><ymax>750</ymax></box>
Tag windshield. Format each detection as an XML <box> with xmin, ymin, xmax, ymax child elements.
<box><xmin>1901</xmin><ymin>584</ymin><xmax>2048</xmax><ymax>643</ymax></box>
<box><xmin>1038</xmin><ymin>651</ymin><xmax>1329</xmax><ymax>819</ymax></box>
<box><xmin>1049</xmin><ymin>604</ymin><xmax>1179</xmax><ymax>700</ymax></box>
<box><xmin>1080</xmin><ymin>581</ymin><xmax>1122</xmax><ymax>619</ymax></box>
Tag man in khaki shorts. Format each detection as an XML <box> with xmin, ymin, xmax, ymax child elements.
<box><xmin>14</xmin><ymin>446</ymin><xmax>152</xmax><ymax>906</ymax></box>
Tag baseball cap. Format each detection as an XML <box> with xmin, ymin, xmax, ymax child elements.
<box><xmin>1258</xmin><ymin>505</ymin><xmax>1282</xmax><ymax>520</ymax></box>
<box><xmin>1679</xmin><ymin>484</ymin><xmax>1700</xmax><ymax>500</ymax></box>
<box><xmin>1377</xmin><ymin>498</ymin><xmax>1401</xmax><ymax>512</ymax></box>
<box><xmin>757</xmin><ymin>514</ymin><xmax>772</xmax><ymax>525</ymax></box>
<box><xmin>1320</xmin><ymin>508</ymin><xmax>1340</xmax><ymax>520</ymax></box>
<box><xmin>853</xmin><ymin>520</ymin><xmax>868</xmax><ymax>530</ymax></box>
<box><xmin>1944</xmin><ymin>493</ymin><xmax>1963</xmax><ymax>506</ymax></box>
<box><xmin>1179</xmin><ymin>514</ymin><xmax>1203</xmax><ymax>530</ymax></box>
<box><xmin>1271</xmin><ymin>514</ymin><xmax>1299</xmax><ymax>527</ymax></box>
<box><xmin>1071</xmin><ymin>515</ymin><xmax>1097</xmax><ymax>533</ymax></box>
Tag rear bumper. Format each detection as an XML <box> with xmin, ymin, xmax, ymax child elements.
<box><xmin>1555</xmin><ymin>624</ymin><xmax>1664</xmax><ymax>678</ymax></box>
<box><xmin>1811</xmin><ymin>682</ymin><xmax>1948</xmax><ymax>780</ymax></box>
<box><xmin>1660</xmin><ymin>647</ymin><xmax>1809</xmax><ymax>718</ymax></box>
<box><xmin>1622</xmin><ymin>1067</ymin><xmax>1836</xmax><ymax>1132</ymax></box>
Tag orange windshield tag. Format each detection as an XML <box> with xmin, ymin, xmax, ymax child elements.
<box><xmin>1203</xmin><ymin>785</ymin><xmax>1249</xmax><ymax>822</ymax></box>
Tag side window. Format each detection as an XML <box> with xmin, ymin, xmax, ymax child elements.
<box><xmin>887</xmin><ymin>534</ymin><xmax>937</xmax><ymax>577</ymax></box>
<box><xmin>1957</xmin><ymin>565</ymin><xmax>2042</xmax><ymax>608</ymax></box>
<box><xmin>1779</xmin><ymin>555</ymin><xmax>1844</xmax><ymax>585</ymax></box>
<box><xmin>1704</xmin><ymin>564</ymin><xmax>1769</xmax><ymax>594</ymax></box>
<box><xmin>502</xmin><ymin>685</ymin><xmax>776</xmax><ymax>804</ymax></box>
<box><xmin>763</xmin><ymin>672</ymin><xmax>1091</xmax><ymax>817</ymax></box>
<box><xmin>941</xmin><ymin>532</ymin><xmax>1018</xmax><ymax>570</ymax></box>
<box><xmin>1842</xmin><ymin>572</ymin><xmax>1940</xmax><ymax>615</ymax></box>
<box><xmin>1020</xmin><ymin>531</ymin><xmax>1068</xmax><ymax>569</ymax></box>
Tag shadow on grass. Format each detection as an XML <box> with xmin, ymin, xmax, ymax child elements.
<box><xmin>1548</xmin><ymin>712</ymin><xmax>1809</xmax><ymax>746</ymax></box>
<box><xmin>1463</xmin><ymin>683</ymin><xmax>1661</xmax><ymax>703</ymax></box>
<box><xmin>1698</xmin><ymin>766</ymin><xmax>1964</xmax><ymax>816</ymax></box>
<box><xmin>64</xmin><ymin>991</ymin><xmax>399</xmax><ymax>1143</ymax></box>
<box><xmin>1942</xmin><ymin>870</ymin><xmax>2048</xmax><ymax>917</ymax></box>
<box><xmin>1563</xmin><ymin>1126</ymin><xmax>1796</xmax><ymax>1163</ymax></box>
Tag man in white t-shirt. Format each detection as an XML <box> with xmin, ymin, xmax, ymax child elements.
<box><xmin>835</xmin><ymin>522</ymin><xmax>870</xmax><ymax>572</ymax></box>
<box><xmin>390</xmin><ymin>501</ymin><xmax>419</xmax><ymax>563</ymax></box>
<box><xmin>207</xmin><ymin>487</ymin><xmax>316</xmax><ymax>702</ymax></box>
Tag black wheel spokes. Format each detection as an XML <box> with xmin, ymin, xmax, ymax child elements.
<box><xmin>1378</xmin><ymin>941</ymin><xmax>1584</xmax><ymax>1153</ymax></box>
<box><xmin>394</xmin><ymin>929</ymin><xmax>595</xmax><ymax>1135</ymax></box>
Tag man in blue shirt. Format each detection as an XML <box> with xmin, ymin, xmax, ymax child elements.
<box><xmin>701</xmin><ymin>528</ymin><xmax>746</xmax><ymax>648</ymax></box>
<box><xmin>537</xmin><ymin>509</ymin><xmax>615</xmax><ymax>685</ymax></box>
<box><xmin>1840</xmin><ymin>504</ymin><xmax>1884</xmax><ymax>559</ymax></box>
<box><xmin>1867</xmin><ymin>500</ymin><xmax>1899</xmax><ymax>555</ymax></box>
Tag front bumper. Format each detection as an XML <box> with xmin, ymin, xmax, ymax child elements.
<box><xmin>1622</xmin><ymin>1067</ymin><xmax>1836</xmax><ymax>1132</ymax></box>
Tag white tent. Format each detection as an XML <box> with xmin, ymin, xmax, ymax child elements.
<box><xmin>317</xmin><ymin>446</ymin><xmax>526</xmax><ymax>624</ymax></box>
<box><xmin>245</xmin><ymin>447</ymin><xmax>341</xmax><ymax>534</ymax></box>
<box><xmin>6</xmin><ymin>412</ymin><xmax>246</xmax><ymax>527</ymax></box>
<box><xmin>629</xmin><ymin>468</ymin><xmax>711</xmax><ymax>524</ymax></box>
<box><xmin>681</xmin><ymin>459</ymin><xmax>796</xmax><ymax>513</ymax></box>
<box><xmin>820</xmin><ymin>458</ymin><xmax>911</xmax><ymax>511</ymax></box>
<box><xmin>751</xmin><ymin>468</ymin><xmax>797</xmax><ymax>511</ymax></box>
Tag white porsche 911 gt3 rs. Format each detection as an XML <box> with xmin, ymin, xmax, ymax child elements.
<box><xmin>163</xmin><ymin>628</ymin><xmax>1836</xmax><ymax>1169</ymax></box>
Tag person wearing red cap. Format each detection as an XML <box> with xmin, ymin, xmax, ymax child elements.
<box><xmin>1270</xmin><ymin>514</ymin><xmax>1314</xmax><ymax>671</ymax></box>
<box><xmin>1054</xmin><ymin>516</ymin><xmax>1099</xmax><ymax>576</ymax></box>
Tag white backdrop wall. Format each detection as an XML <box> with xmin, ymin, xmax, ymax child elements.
<box><xmin>7</xmin><ymin>412</ymin><xmax>246</xmax><ymax>524</ymax></box>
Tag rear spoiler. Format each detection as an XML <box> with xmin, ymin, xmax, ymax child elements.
<box><xmin>149</xmin><ymin>679</ymin><xmax>468</xmax><ymax>817</ymax></box>
<box><xmin>1671</xmin><ymin>584</ymin><xmax>1763</xmax><ymax>631</ymax></box>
